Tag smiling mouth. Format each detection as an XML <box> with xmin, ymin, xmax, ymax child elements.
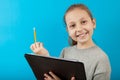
<box><xmin>76</xmin><ymin>31</ymin><xmax>89</xmax><ymax>37</ymax></box>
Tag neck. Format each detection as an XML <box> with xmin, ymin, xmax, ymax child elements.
<box><xmin>76</xmin><ymin>39</ymin><xmax>95</xmax><ymax>49</ymax></box>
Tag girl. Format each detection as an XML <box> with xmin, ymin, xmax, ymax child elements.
<box><xmin>30</xmin><ymin>4</ymin><xmax>111</xmax><ymax>80</ymax></box>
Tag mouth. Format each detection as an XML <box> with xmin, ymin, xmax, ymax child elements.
<box><xmin>76</xmin><ymin>31</ymin><xmax>89</xmax><ymax>38</ymax></box>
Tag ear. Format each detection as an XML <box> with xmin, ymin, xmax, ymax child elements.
<box><xmin>92</xmin><ymin>18</ymin><xmax>96</xmax><ymax>29</ymax></box>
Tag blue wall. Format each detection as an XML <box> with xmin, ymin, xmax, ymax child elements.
<box><xmin>0</xmin><ymin>0</ymin><xmax>120</xmax><ymax>80</ymax></box>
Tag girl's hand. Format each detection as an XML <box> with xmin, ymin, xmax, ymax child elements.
<box><xmin>71</xmin><ymin>76</ymin><xmax>75</xmax><ymax>80</ymax></box>
<box><xmin>30</xmin><ymin>42</ymin><xmax>49</xmax><ymax>56</ymax></box>
<box><xmin>44</xmin><ymin>71</ymin><xmax>61</xmax><ymax>80</ymax></box>
<box><xmin>44</xmin><ymin>71</ymin><xmax>75</xmax><ymax>80</ymax></box>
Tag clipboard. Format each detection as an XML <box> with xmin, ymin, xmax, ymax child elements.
<box><xmin>25</xmin><ymin>54</ymin><xmax>86</xmax><ymax>80</ymax></box>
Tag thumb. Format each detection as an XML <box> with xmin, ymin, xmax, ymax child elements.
<box><xmin>40</xmin><ymin>42</ymin><xmax>43</xmax><ymax>47</ymax></box>
<box><xmin>71</xmin><ymin>76</ymin><xmax>75</xmax><ymax>80</ymax></box>
<box><xmin>39</xmin><ymin>42</ymin><xmax>44</xmax><ymax>49</ymax></box>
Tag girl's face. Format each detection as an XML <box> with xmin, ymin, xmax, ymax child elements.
<box><xmin>65</xmin><ymin>8</ymin><xmax>96</xmax><ymax>44</ymax></box>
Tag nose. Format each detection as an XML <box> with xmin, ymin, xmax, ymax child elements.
<box><xmin>76</xmin><ymin>24</ymin><xmax>82</xmax><ymax>32</ymax></box>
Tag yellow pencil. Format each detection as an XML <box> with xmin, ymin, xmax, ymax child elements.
<box><xmin>33</xmin><ymin>27</ymin><xmax>37</xmax><ymax>43</ymax></box>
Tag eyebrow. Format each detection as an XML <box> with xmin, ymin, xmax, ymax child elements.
<box><xmin>68</xmin><ymin>17</ymin><xmax>87</xmax><ymax>25</ymax></box>
<box><xmin>68</xmin><ymin>22</ymin><xmax>74</xmax><ymax>24</ymax></box>
<box><xmin>79</xmin><ymin>17</ymin><xmax>87</xmax><ymax>20</ymax></box>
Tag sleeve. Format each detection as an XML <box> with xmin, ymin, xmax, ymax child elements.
<box><xmin>93</xmin><ymin>55</ymin><xmax>111</xmax><ymax>80</ymax></box>
<box><xmin>59</xmin><ymin>48</ymin><xmax>66</xmax><ymax>58</ymax></box>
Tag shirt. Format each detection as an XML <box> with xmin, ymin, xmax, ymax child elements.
<box><xmin>60</xmin><ymin>45</ymin><xmax>111</xmax><ymax>80</ymax></box>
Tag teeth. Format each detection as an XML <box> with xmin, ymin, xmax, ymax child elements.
<box><xmin>80</xmin><ymin>33</ymin><xmax>85</xmax><ymax>37</ymax></box>
<box><xmin>76</xmin><ymin>32</ymin><xmax>88</xmax><ymax>37</ymax></box>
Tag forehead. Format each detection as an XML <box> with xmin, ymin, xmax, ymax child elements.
<box><xmin>65</xmin><ymin>9</ymin><xmax>90</xmax><ymax>23</ymax></box>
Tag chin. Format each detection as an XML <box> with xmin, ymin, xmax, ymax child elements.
<box><xmin>77</xmin><ymin>38</ymin><xmax>89</xmax><ymax>44</ymax></box>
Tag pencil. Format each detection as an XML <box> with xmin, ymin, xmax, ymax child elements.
<box><xmin>33</xmin><ymin>27</ymin><xmax>37</xmax><ymax>43</ymax></box>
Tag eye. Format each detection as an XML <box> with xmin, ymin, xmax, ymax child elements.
<box><xmin>81</xmin><ymin>20</ymin><xmax>87</xmax><ymax>25</ymax></box>
<box><xmin>69</xmin><ymin>24</ymin><xmax>76</xmax><ymax>29</ymax></box>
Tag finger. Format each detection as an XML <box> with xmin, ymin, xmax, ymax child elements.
<box><xmin>39</xmin><ymin>43</ymin><xmax>44</xmax><ymax>49</ymax></box>
<box><xmin>38</xmin><ymin>42</ymin><xmax>41</xmax><ymax>47</ymax></box>
<box><xmin>31</xmin><ymin>43</ymin><xmax>36</xmax><ymax>49</ymax></box>
<box><xmin>30</xmin><ymin>44</ymin><xmax>34</xmax><ymax>50</ymax></box>
<box><xmin>36</xmin><ymin>42</ymin><xmax>40</xmax><ymax>48</ymax></box>
<box><xmin>49</xmin><ymin>71</ymin><xmax>59</xmax><ymax>80</ymax></box>
<box><xmin>71</xmin><ymin>76</ymin><xmax>75</xmax><ymax>80</ymax></box>
<box><xmin>44</xmin><ymin>77</ymin><xmax>48</xmax><ymax>80</ymax></box>
<box><xmin>34</xmin><ymin>42</ymin><xmax>38</xmax><ymax>48</ymax></box>
<box><xmin>44</xmin><ymin>73</ymin><xmax>53</xmax><ymax>80</ymax></box>
<box><xmin>40</xmin><ymin>42</ymin><xmax>43</xmax><ymax>47</ymax></box>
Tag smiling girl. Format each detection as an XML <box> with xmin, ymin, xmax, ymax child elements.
<box><xmin>30</xmin><ymin>4</ymin><xmax>111</xmax><ymax>80</ymax></box>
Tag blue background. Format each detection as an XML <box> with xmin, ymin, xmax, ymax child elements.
<box><xmin>0</xmin><ymin>0</ymin><xmax>119</xmax><ymax>80</ymax></box>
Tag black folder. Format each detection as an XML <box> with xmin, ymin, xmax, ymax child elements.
<box><xmin>25</xmin><ymin>54</ymin><xmax>86</xmax><ymax>80</ymax></box>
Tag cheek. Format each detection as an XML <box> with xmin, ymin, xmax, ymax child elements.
<box><xmin>68</xmin><ymin>30</ymin><xmax>75</xmax><ymax>37</ymax></box>
<box><xmin>88</xmin><ymin>27</ymin><xmax>94</xmax><ymax>36</ymax></box>
<box><xmin>86</xmin><ymin>25</ymin><xmax>94</xmax><ymax>32</ymax></box>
